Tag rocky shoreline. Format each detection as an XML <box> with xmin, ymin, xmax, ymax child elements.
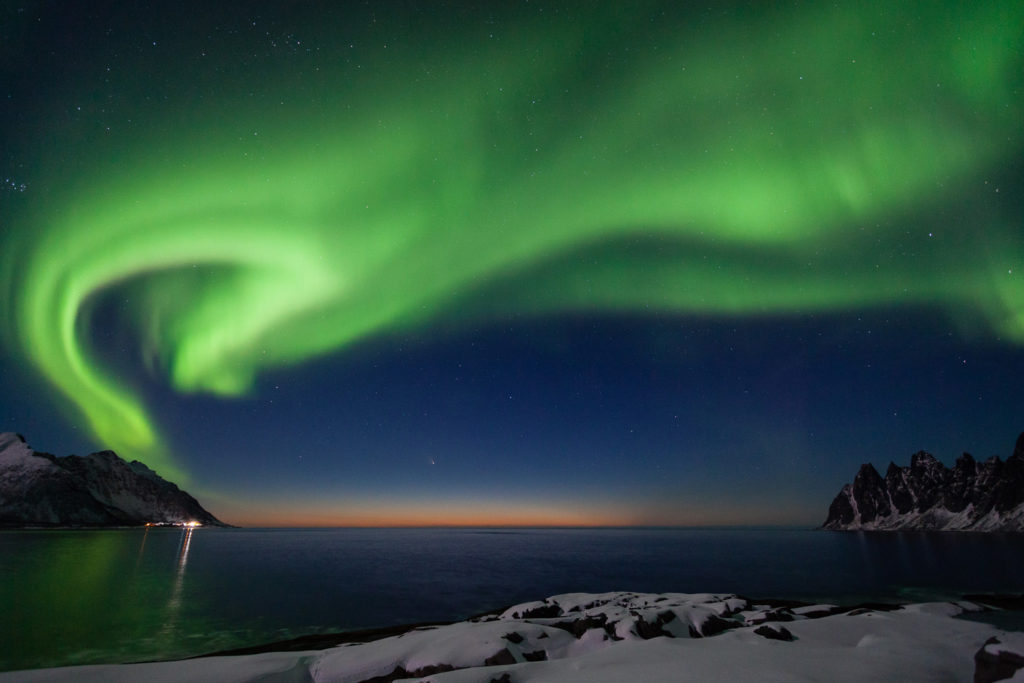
<box><xmin>3</xmin><ymin>591</ymin><xmax>1023</xmax><ymax>682</ymax></box>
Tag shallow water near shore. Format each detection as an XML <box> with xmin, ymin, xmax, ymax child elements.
<box><xmin>2</xmin><ymin>526</ymin><xmax>1023</xmax><ymax>672</ymax></box>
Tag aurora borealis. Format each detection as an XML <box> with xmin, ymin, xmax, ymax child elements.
<box><xmin>1</xmin><ymin>1</ymin><xmax>1022</xmax><ymax>525</ymax></box>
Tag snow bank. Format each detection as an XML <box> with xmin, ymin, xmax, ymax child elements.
<box><xmin>2</xmin><ymin>592</ymin><xmax>1019</xmax><ymax>682</ymax></box>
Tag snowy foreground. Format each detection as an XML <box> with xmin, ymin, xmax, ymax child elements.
<box><xmin>5</xmin><ymin>592</ymin><xmax>1024</xmax><ymax>682</ymax></box>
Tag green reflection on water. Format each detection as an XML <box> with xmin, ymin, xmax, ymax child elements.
<box><xmin>0</xmin><ymin>528</ymin><xmax>211</xmax><ymax>671</ymax></box>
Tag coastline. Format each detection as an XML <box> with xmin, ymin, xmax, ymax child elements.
<box><xmin>3</xmin><ymin>591</ymin><xmax>1022</xmax><ymax>682</ymax></box>
<box><xmin>189</xmin><ymin>593</ymin><xmax>1024</xmax><ymax>658</ymax></box>
<box><xmin>5</xmin><ymin>526</ymin><xmax>1024</xmax><ymax>674</ymax></box>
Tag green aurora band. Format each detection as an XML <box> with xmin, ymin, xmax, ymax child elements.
<box><xmin>2</xmin><ymin>2</ymin><xmax>1022</xmax><ymax>479</ymax></box>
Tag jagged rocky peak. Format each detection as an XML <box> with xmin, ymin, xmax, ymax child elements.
<box><xmin>0</xmin><ymin>431</ymin><xmax>227</xmax><ymax>528</ymax></box>
<box><xmin>910</xmin><ymin>451</ymin><xmax>934</xmax><ymax>468</ymax></box>
<box><xmin>822</xmin><ymin>431</ymin><xmax>1024</xmax><ymax>532</ymax></box>
<box><xmin>954</xmin><ymin>452</ymin><xmax>977</xmax><ymax>472</ymax></box>
<box><xmin>849</xmin><ymin>463</ymin><xmax>891</xmax><ymax>525</ymax></box>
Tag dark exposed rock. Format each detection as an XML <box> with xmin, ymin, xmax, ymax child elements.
<box><xmin>549</xmin><ymin>614</ymin><xmax>608</xmax><ymax>639</ymax></box>
<box><xmin>503</xmin><ymin>631</ymin><xmax>524</xmax><ymax>644</ymax></box>
<box><xmin>908</xmin><ymin>451</ymin><xmax>945</xmax><ymax>511</ymax></box>
<box><xmin>603</xmin><ymin>625</ymin><xmax>624</xmax><ymax>641</ymax></box>
<box><xmin>851</xmin><ymin>463</ymin><xmax>891</xmax><ymax>523</ymax></box>
<box><xmin>946</xmin><ymin>454</ymin><xmax>977</xmax><ymax>512</ymax></box>
<box><xmin>998</xmin><ymin>456</ymin><xmax>1024</xmax><ymax>512</ymax></box>
<box><xmin>634</xmin><ymin>613</ymin><xmax>673</xmax><ymax>640</ymax></box>
<box><xmin>517</xmin><ymin>604</ymin><xmax>562</xmax><ymax>619</ymax></box>
<box><xmin>0</xmin><ymin>432</ymin><xmax>226</xmax><ymax>527</ymax></box>
<box><xmin>824</xmin><ymin>485</ymin><xmax>855</xmax><ymax>526</ymax></box>
<box><xmin>745</xmin><ymin>609</ymin><xmax>795</xmax><ymax>625</ymax></box>
<box><xmin>484</xmin><ymin>648</ymin><xmax>517</xmax><ymax>666</ymax></box>
<box><xmin>698</xmin><ymin>614</ymin><xmax>737</xmax><ymax>637</ymax></box>
<box><xmin>822</xmin><ymin>431</ymin><xmax>1024</xmax><ymax>532</ymax></box>
<box><xmin>359</xmin><ymin>663</ymin><xmax>457</xmax><ymax>683</ymax></box>
<box><xmin>885</xmin><ymin>462</ymin><xmax>912</xmax><ymax>514</ymax></box>
<box><xmin>489</xmin><ymin>675</ymin><xmax>513</xmax><ymax>683</ymax></box>
<box><xmin>844</xmin><ymin>603</ymin><xmax>902</xmax><ymax>616</ymax></box>
<box><xmin>974</xmin><ymin>637</ymin><xmax>1024</xmax><ymax>683</ymax></box>
<box><xmin>631</xmin><ymin>609</ymin><xmax>736</xmax><ymax>640</ymax></box>
<box><xmin>523</xmin><ymin>650</ymin><xmax>547</xmax><ymax>662</ymax></box>
<box><xmin>754</xmin><ymin>625</ymin><xmax>795</xmax><ymax>642</ymax></box>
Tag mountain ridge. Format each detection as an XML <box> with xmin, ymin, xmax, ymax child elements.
<box><xmin>822</xmin><ymin>431</ymin><xmax>1024</xmax><ymax>532</ymax></box>
<box><xmin>0</xmin><ymin>432</ymin><xmax>227</xmax><ymax>527</ymax></box>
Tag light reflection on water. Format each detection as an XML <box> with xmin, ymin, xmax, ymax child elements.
<box><xmin>135</xmin><ymin>525</ymin><xmax>150</xmax><ymax>565</ymax></box>
<box><xmin>1</xmin><ymin>527</ymin><xmax>1023</xmax><ymax>672</ymax></box>
<box><xmin>161</xmin><ymin>526</ymin><xmax>194</xmax><ymax>639</ymax></box>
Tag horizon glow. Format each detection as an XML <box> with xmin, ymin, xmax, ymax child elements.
<box><xmin>2</xmin><ymin>1</ymin><xmax>1021</xmax><ymax>481</ymax></box>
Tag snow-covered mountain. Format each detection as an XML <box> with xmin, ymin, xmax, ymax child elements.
<box><xmin>0</xmin><ymin>432</ymin><xmax>225</xmax><ymax>527</ymax></box>
<box><xmin>822</xmin><ymin>431</ymin><xmax>1024</xmax><ymax>531</ymax></box>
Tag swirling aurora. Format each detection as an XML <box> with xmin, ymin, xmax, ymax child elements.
<box><xmin>1</xmin><ymin>1</ymin><xmax>1021</xmax><ymax>523</ymax></box>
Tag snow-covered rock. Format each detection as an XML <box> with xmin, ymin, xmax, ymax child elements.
<box><xmin>822</xmin><ymin>431</ymin><xmax>1024</xmax><ymax>532</ymax></box>
<box><xmin>975</xmin><ymin>633</ymin><xmax>1024</xmax><ymax>683</ymax></box>
<box><xmin>0</xmin><ymin>591</ymin><xmax>1013</xmax><ymax>682</ymax></box>
<box><xmin>0</xmin><ymin>432</ymin><xmax>225</xmax><ymax>527</ymax></box>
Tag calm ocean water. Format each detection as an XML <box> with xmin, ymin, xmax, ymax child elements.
<box><xmin>2</xmin><ymin>526</ymin><xmax>1023</xmax><ymax>671</ymax></box>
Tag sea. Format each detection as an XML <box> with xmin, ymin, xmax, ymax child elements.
<box><xmin>2</xmin><ymin>526</ymin><xmax>1023</xmax><ymax>672</ymax></box>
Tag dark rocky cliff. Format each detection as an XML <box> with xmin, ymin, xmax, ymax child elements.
<box><xmin>0</xmin><ymin>432</ymin><xmax>226</xmax><ymax>527</ymax></box>
<box><xmin>822</xmin><ymin>431</ymin><xmax>1024</xmax><ymax>531</ymax></box>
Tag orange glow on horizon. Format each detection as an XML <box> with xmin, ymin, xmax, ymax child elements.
<box><xmin>207</xmin><ymin>495</ymin><xmax>653</xmax><ymax>528</ymax></box>
<box><xmin>199</xmin><ymin>490</ymin><xmax>819</xmax><ymax>528</ymax></box>
<box><xmin>225</xmin><ymin>507</ymin><xmax>635</xmax><ymax>528</ymax></box>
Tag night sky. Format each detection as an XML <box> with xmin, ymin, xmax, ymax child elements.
<box><xmin>1</xmin><ymin>1</ymin><xmax>1021</xmax><ymax>526</ymax></box>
